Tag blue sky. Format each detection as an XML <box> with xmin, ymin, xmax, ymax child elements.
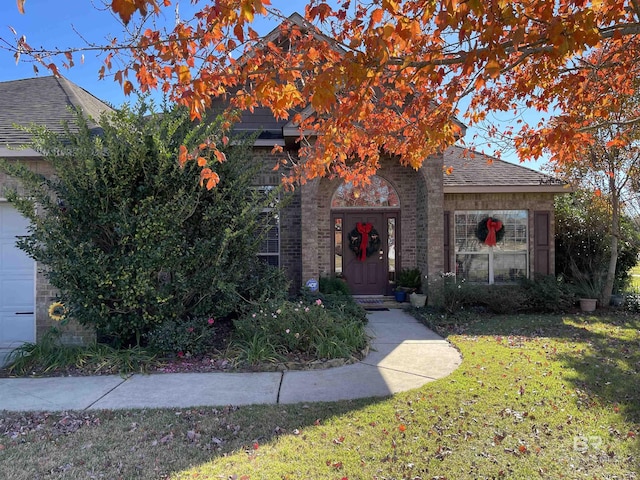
<box><xmin>0</xmin><ymin>1</ymin><xmax>545</xmax><ymax>170</ymax></box>
<box><xmin>0</xmin><ymin>1</ymin><xmax>302</xmax><ymax>106</ymax></box>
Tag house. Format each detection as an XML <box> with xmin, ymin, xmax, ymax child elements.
<box><xmin>230</xmin><ymin>14</ymin><xmax>567</xmax><ymax>298</ymax></box>
<box><xmin>242</xmin><ymin>116</ymin><xmax>566</xmax><ymax>298</ymax></box>
<box><xmin>0</xmin><ymin>43</ymin><xmax>566</xmax><ymax>358</ymax></box>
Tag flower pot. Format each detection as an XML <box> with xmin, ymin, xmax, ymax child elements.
<box><xmin>410</xmin><ymin>293</ymin><xmax>427</xmax><ymax>308</ymax></box>
<box><xmin>610</xmin><ymin>294</ymin><xmax>625</xmax><ymax>307</ymax></box>
<box><xmin>394</xmin><ymin>290</ymin><xmax>407</xmax><ymax>303</ymax></box>
<box><xmin>579</xmin><ymin>298</ymin><xmax>597</xmax><ymax>312</ymax></box>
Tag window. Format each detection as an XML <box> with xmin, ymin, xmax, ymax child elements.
<box><xmin>256</xmin><ymin>187</ymin><xmax>280</xmax><ymax>267</ymax></box>
<box><xmin>331</xmin><ymin>175</ymin><xmax>400</xmax><ymax>208</ymax></box>
<box><xmin>454</xmin><ymin>210</ymin><xmax>528</xmax><ymax>284</ymax></box>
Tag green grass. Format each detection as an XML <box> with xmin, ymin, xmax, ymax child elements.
<box><xmin>630</xmin><ymin>263</ymin><xmax>640</xmax><ymax>291</ymax></box>
<box><xmin>1</xmin><ymin>313</ymin><xmax>639</xmax><ymax>479</ymax></box>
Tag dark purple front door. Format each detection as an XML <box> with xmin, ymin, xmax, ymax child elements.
<box><xmin>342</xmin><ymin>212</ymin><xmax>388</xmax><ymax>295</ymax></box>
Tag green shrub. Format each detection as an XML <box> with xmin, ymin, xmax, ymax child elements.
<box><xmin>232</xmin><ymin>298</ymin><xmax>368</xmax><ymax>365</ymax></box>
<box><xmin>397</xmin><ymin>268</ymin><xmax>422</xmax><ymax>291</ymax></box>
<box><xmin>519</xmin><ymin>275</ymin><xmax>576</xmax><ymax>313</ymax></box>
<box><xmin>319</xmin><ymin>276</ymin><xmax>351</xmax><ymax>295</ymax></box>
<box><xmin>555</xmin><ymin>192</ymin><xmax>640</xmax><ymax>294</ymax></box>
<box><xmin>1</xmin><ymin>102</ymin><xmax>285</xmax><ymax>345</ymax></box>
<box><xmin>145</xmin><ymin>316</ymin><xmax>217</xmax><ymax>357</ymax></box>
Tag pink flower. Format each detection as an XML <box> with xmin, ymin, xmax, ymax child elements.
<box><xmin>207</xmin><ymin>318</ymin><xmax>215</xmax><ymax>325</ymax></box>
<box><xmin>177</xmin><ymin>351</ymin><xmax>184</xmax><ymax>358</ymax></box>
<box><xmin>315</xmin><ymin>299</ymin><xmax>322</xmax><ymax>306</ymax></box>
<box><xmin>187</xmin><ymin>327</ymin><xmax>194</xmax><ymax>333</ymax></box>
<box><xmin>304</xmin><ymin>307</ymin><xmax>310</xmax><ymax>312</ymax></box>
<box><xmin>285</xmin><ymin>329</ymin><xmax>290</xmax><ymax>334</ymax></box>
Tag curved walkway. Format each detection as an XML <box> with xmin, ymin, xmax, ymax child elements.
<box><xmin>0</xmin><ymin>309</ymin><xmax>462</xmax><ymax>412</ymax></box>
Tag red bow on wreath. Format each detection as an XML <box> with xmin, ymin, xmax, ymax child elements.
<box><xmin>356</xmin><ymin>222</ymin><xmax>373</xmax><ymax>261</ymax></box>
<box><xmin>485</xmin><ymin>218</ymin><xmax>503</xmax><ymax>247</ymax></box>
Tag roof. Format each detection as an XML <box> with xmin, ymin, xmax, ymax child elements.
<box><xmin>229</xmin><ymin>13</ymin><xmax>466</xmax><ymax>144</ymax></box>
<box><xmin>443</xmin><ymin>146</ymin><xmax>568</xmax><ymax>193</ymax></box>
<box><xmin>0</xmin><ymin>76</ymin><xmax>115</xmax><ymax>158</ymax></box>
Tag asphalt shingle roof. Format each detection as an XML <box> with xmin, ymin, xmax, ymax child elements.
<box><xmin>0</xmin><ymin>76</ymin><xmax>114</xmax><ymax>152</ymax></box>
<box><xmin>443</xmin><ymin>145</ymin><xmax>566</xmax><ymax>192</ymax></box>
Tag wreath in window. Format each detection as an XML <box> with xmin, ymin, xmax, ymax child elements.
<box><xmin>475</xmin><ymin>217</ymin><xmax>505</xmax><ymax>247</ymax></box>
<box><xmin>348</xmin><ymin>222</ymin><xmax>382</xmax><ymax>261</ymax></box>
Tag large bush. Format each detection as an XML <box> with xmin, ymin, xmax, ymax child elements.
<box><xmin>555</xmin><ymin>191</ymin><xmax>640</xmax><ymax>293</ymax></box>
<box><xmin>1</xmin><ymin>103</ymin><xmax>287</xmax><ymax>345</ymax></box>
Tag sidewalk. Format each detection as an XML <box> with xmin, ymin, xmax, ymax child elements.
<box><xmin>0</xmin><ymin>309</ymin><xmax>462</xmax><ymax>412</ymax></box>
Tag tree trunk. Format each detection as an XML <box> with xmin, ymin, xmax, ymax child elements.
<box><xmin>602</xmin><ymin>175</ymin><xmax>619</xmax><ymax>306</ymax></box>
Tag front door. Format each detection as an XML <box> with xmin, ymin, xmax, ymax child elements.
<box><xmin>341</xmin><ymin>212</ymin><xmax>389</xmax><ymax>295</ymax></box>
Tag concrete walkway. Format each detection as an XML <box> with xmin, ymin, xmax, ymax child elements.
<box><xmin>0</xmin><ymin>309</ymin><xmax>462</xmax><ymax>412</ymax></box>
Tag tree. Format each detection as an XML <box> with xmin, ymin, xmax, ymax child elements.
<box><xmin>0</xmin><ymin>103</ymin><xmax>286</xmax><ymax>345</ymax></box>
<box><xmin>6</xmin><ymin>1</ymin><xmax>640</xmax><ymax>186</ymax></box>
<box><xmin>555</xmin><ymin>191</ymin><xmax>640</xmax><ymax>303</ymax></box>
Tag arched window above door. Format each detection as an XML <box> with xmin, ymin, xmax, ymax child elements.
<box><xmin>331</xmin><ymin>176</ymin><xmax>400</xmax><ymax>208</ymax></box>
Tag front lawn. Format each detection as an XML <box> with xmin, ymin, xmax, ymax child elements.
<box><xmin>1</xmin><ymin>312</ymin><xmax>638</xmax><ymax>479</ymax></box>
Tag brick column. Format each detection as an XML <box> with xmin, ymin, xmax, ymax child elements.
<box><xmin>420</xmin><ymin>153</ymin><xmax>445</xmax><ymax>305</ymax></box>
<box><xmin>300</xmin><ymin>179</ymin><xmax>320</xmax><ymax>287</ymax></box>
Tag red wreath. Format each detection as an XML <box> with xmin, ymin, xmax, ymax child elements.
<box><xmin>348</xmin><ymin>223</ymin><xmax>381</xmax><ymax>261</ymax></box>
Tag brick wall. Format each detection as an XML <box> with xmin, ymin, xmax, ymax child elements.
<box><xmin>298</xmin><ymin>155</ymin><xmax>446</xmax><ymax>300</ymax></box>
<box><xmin>251</xmin><ymin>147</ymin><xmax>302</xmax><ymax>293</ymax></box>
<box><xmin>443</xmin><ymin>191</ymin><xmax>559</xmax><ymax>278</ymax></box>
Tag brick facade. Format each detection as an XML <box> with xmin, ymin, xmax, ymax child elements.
<box><xmin>296</xmin><ymin>154</ymin><xmax>446</xmax><ymax>303</ymax></box>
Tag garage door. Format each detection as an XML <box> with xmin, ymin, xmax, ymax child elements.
<box><xmin>0</xmin><ymin>203</ymin><xmax>35</xmax><ymax>352</ymax></box>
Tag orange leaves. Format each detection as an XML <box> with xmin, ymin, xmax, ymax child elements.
<box><xmin>110</xmin><ymin>0</ymin><xmax>159</xmax><ymax>25</ymax></box>
<box><xmin>371</xmin><ymin>8</ymin><xmax>384</xmax><ymax>25</ymax></box>
<box><xmin>200</xmin><ymin>168</ymin><xmax>220</xmax><ymax>190</ymax></box>
<box><xmin>123</xmin><ymin>80</ymin><xmax>134</xmax><ymax>95</ymax></box>
<box><xmin>180</xmin><ymin>142</ymin><xmax>225</xmax><ymax>190</ymax></box>
<box><xmin>484</xmin><ymin>59</ymin><xmax>501</xmax><ymax>79</ymax></box>
<box><xmin>178</xmin><ymin>145</ymin><xmax>189</xmax><ymax>166</ymax></box>
<box><xmin>16</xmin><ymin>0</ymin><xmax>25</xmax><ymax>14</ymax></box>
<box><xmin>177</xmin><ymin>65</ymin><xmax>191</xmax><ymax>84</ymax></box>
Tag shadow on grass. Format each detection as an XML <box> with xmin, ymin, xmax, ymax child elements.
<box><xmin>419</xmin><ymin>310</ymin><xmax>640</xmax><ymax>420</ymax></box>
<box><xmin>0</xmin><ymin>396</ymin><xmax>387</xmax><ymax>480</ymax></box>
<box><xmin>415</xmin><ymin>309</ymin><xmax>640</xmax><ymax>471</ymax></box>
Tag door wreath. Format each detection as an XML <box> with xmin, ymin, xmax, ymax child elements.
<box><xmin>348</xmin><ymin>222</ymin><xmax>382</xmax><ymax>261</ymax></box>
<box><xmin>475</xmin><ymin>216</ymin><xmax>505</xmax><ymax>247</ymax></box>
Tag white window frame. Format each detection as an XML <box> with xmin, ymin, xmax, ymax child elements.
<box><xmin>454</xmin><ymin>210</ymin><xmax>529</xmax><ymax>284</ymax></box>
<box><xmin>255</xmin><ymin>186</ymin><xmax>280</xmax><ymax>267</ymax></box>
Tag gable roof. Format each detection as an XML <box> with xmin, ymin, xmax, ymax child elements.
<box><xmin>0</xmin><ymin>76</ymin><xmax>115</xmax><ymax>158</ymax></box>
<box><xmin>443</xmin><ymin>146</ymin><xmax>568</xmax><ymax>193</ymax></box>
<box><xmin>228</xmin><ymin>12</ymin><xmax>467</xmax><ymax>145</ymax></box>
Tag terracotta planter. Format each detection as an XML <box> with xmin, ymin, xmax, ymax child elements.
<box><xmin>579</xmin><ymin>298</ymin><xmax>597</xmax><ymax>312</ymax></box>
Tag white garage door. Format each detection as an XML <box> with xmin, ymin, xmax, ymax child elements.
<box><xmin>0</xmin><ymin>203</ymin><xmax>35</xmax><ymax>353</ymax></box>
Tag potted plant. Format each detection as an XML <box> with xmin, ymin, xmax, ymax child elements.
<box><xmin>395</xmin><ymin>268</ymin><xmax>426</xmax><ymax>306</ymax></box>
<box><xmin>572</xmin><ymin>275</ymin><xmax>602</xmax><ymax>312</ymax></box>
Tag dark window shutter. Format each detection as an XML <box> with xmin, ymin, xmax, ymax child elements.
<box><xmin>443</xmin><ymin>211</ymin><xmax>451</xmax><ymax>273</ymax></box>
<box><xmin>534</xmin><ymin>211</ymin><xmax>551</xmax><ymax>276</ymax></box>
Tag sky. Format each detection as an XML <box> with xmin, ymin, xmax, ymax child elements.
<box><xmin>0</xmin><ymin>1</ymin><xmax>546</xmax><ymax>170</ymax></box>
